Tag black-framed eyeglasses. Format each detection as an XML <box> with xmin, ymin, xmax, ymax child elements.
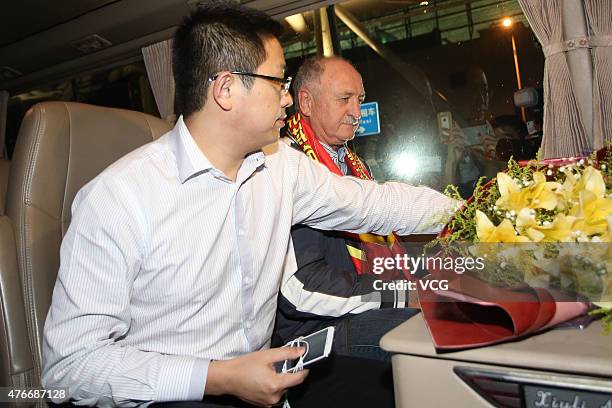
<box><xmin>209</xmin><ymin>71</ymin><xmax>292</xmax><ymax>93</ymax></box>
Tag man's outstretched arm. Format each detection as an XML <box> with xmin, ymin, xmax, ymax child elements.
<box><xmin>287</xmin><ymin>143</ymin><xmax>457</xmax><ymax>236</ymax></box>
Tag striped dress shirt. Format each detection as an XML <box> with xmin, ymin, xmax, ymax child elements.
<box><xmin>42</xmin><ymin>116</ymin><xmax>454</xmax><ymax>407</ymax></box>
<box><xmin>320</xmin><ymin>141</ymin><xmax>348</xmax><ymax>175</ymax></box>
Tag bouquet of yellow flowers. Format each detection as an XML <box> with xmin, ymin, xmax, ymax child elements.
<box><xmin>437</xmin><ymin>148</ymin><xmax>612</xmax><ymax>333</ymax></box>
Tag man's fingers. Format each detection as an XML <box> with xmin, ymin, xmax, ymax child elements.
<box><xmin>277</xmin><ymin>369</ymin><xmax>309</xmax><ymax>388</ymax></box>
<box><xmin>265</xmin><ymin>346</ymin><xmax>306</xmax><ymax>363</ymax></box>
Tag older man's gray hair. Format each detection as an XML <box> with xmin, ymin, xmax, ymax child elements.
<box><xmin>292</xmin><ymin>56</ymin><xmax>356</xmax><ymax>112</ymax></box>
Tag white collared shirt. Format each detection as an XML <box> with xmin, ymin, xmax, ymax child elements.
<box><xmin>42</xmin><ymin>116</ymin><xmax>453</xmax><ymax>406</ymax></box>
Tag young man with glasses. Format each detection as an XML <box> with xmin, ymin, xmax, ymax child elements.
<box><xmin>42</xmin><ymin>2</ymin><xmax>454</xmax><ymax>407</ymax></box>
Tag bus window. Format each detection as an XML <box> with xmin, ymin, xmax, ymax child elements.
<box><xmin>281</xmin><ymin>0</ymin><xmax>544</xmax><ymax>197</ymax></box>
<box><xmin>5</xmin><ymin>61</ymin><xmax>158</xmax><ymax>158</ymax></box>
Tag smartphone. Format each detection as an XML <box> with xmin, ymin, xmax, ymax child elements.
<box><xmin>275</xmin><ymin>326</ymin><xmax>335</xmax><ymax>373</ymax></box>
<box><xmin>462</xmin><ymin>124</ymin><xmax>489</xmax><ymax>146</ymax></box>
<box><xmin>437</xmin><ymin>111</ymin><xmax>452</xmax><ymax>132</ymax></box>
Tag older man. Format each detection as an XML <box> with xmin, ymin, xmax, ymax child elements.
<box><xmin>274</xmin><ymin>57</ymin><xmax>444</xmax><ymax>362</ymax></box>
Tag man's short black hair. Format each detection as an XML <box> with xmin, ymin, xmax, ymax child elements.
<box><xmin>173</xmin><ymin>1</ymin><xmax>283</xmax><ymax>117</ymax></box>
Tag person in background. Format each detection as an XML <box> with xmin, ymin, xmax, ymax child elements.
<box><xmin>491</xmin><ymin>114</ymin><xmax>530</xmax><ymax>162</ymax></box>
<box><xmin>442</xmin><ymin>67</ymin><xmax>503</xmax><ymax>197</ymax></box>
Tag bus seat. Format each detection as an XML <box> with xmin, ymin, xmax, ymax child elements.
<box><xmin>0</xmin><ymin>159</ymin><xmax>10</xmax><ymax>213</ymax></box>
<box><xmin>0</xmin><ymin>214</ymin><xmax>35</xmax><ymax>393</ymax></box>
<box><xmin>4</xmin><ymin>101</ymin><xmax>172</xmax><ymax>384</ymax></box>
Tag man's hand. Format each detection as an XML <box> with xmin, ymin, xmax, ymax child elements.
<box><xmin>441</xmin><ymin>121</ymin><xmax>466</xmax><ymax>148</ymax></box>
<box><xmin>441</xmin><ymin>121</ymin><xmax>468</xmax><ymax>163</ymax></box>
<box><xmin>206</xmin><ymin>347</ymin><xmax>309</xmax><ymax>407</ymax></box>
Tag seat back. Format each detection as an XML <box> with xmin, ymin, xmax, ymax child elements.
<box><xmin>0</xmin><ymin>158</ymin><xmax>10</xmax><ymax>213</ymax></box>
<box><xmin>0</xmin><ymin>214</ymin><xmax>35</xmax><ymax>390</ymax></box>
<box><xmin>5</xmin><ymin>101</ymin><xmax>171</xmax><ymax>382</ymax></box>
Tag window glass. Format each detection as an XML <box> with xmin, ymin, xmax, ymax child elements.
<box><xmin>281</xmin><ymin>0</ymin><xmax>544</xmax><ymax>198</ymax></box>
<box><xmin>5</xmin><ymin>62</ymin><xmax>158</xmax><ymax>158</ymax></box>
<box><xmin>284</xmin><ymin>11</ymin><xmax>318</xmax><ymax>60</ymax></box>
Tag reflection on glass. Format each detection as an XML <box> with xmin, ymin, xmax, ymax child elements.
<box><xmin>281</xmin><ymin>0</ymin><xmax>545</xmax><ymax>196</ymax></box>
<box><xmin>6</xmin><ymin>62</ymin><xmax>157</xmax><ymax>159</ymax></box>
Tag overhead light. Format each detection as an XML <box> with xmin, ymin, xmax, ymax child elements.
<box><xmin>285</xmin><ymin>13</ymin><xmax>308</xmax><ymax>35</ymax></box>
<box><xmin>501</xmin><ymin>17</ymin><xmax>513</xmax><ymax>28</ymax></box>
<box><xmin>420</xmin><ymin>1</ymin><xmax>429</xmax><ymax>5</ymax></box>
<box><xmin>71</xmin><ymin>34</ymin><xmax>112</xmax><ymax>54</ymax></box>
<box><xmin>435</xmin><ymin>90</ymin><xmax>449</xmax><ymax>103</ymax></box>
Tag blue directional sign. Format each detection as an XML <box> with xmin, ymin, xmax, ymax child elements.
<box><xmin>356</xmin><ymin>101</ymin><xmax>381</xmax><ymax>137</ymax></box>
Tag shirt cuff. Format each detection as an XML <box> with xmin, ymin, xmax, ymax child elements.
<box><xmin>157</xmin><ymin>356</ymin><xmax>210</xmax><ymax>402</ymax></box>
<box><xmin>189</xmin><ymin>359</ymin><xmax>210</xmax><ymax>400</ymax></box>
<box><xmin>379</xmin><ymin>283</ymin><xmax>408</xmax><ymax>308</ymax></box>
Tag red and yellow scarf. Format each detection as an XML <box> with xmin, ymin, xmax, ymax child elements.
<box><xmin>287</xmin><ymin>112</ymin><xmax>411</xmax><ymax>280</ymax></box>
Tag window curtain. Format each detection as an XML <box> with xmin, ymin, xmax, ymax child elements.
<box><xmin>142</xmin><ymin>39</ymin><xmax>176</xmax><ymax>124</ymax></box>
<box><xmin>584</xmin><ymin>0</ymin><xmax>612</xmax><ymax>149</ymax></box>
<box><xmin>518</xmin><ymin>0</ymin><xmax>591</xmax><ymax>158</ymax></box>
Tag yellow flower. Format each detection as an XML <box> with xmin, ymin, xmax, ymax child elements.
<box><xmin>593</xmin><ymin>273</ymin><xmax>612</xmax><ymax>309</ymax></box>
<box><xmin>594</xmin><ymin>302</ymin><xmax>612</xmax><ymax>309</ymax></box>
<box><xmin>516</xmin><ymin>207</ymin><xmax>537</xmax><ymax>230</ymax></box>
<box><xmin>560</xmin><ymin>166</ymin><xmax>606</xmax><ymax>205</ymax></box>
<box><xmin>496</xmin><ymin>172</ymin><xmax>560</xmax><ymax>213</ymax></box>
<box><xmin>475</xmin><ymin>210</ymin><xmax>530</xmax><ymax>243</ymax></box>
<box><xmin>579</xmin><ymin>166</ymin><xmax>606</xmax><ymax>197</ymax></box>
<box><xmin>592</xmin><ymin>243</ymin><xmax>612</xmax><ymax>308</ymax></box>
<box><xmin>570</xmin><ymin>190</ymin><xmax>612</xmax><ymax>240</ymax></box>
<box><xmin>523</xmin><ymin>214</ymin><xmax>577</xmax><ymax>242</ymax></box>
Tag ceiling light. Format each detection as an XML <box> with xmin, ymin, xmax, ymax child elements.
<box><xmin>285</xmin><ymin>13</ymin><xmax>308</xmax><ymax>35</ymax></box>
<box><xmin>71</xmin><ymin>34</ymin><xmax>112</xmax><ymax>54</ymax></box>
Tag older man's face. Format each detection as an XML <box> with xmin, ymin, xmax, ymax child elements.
<box><xmin>306</xmin><ymin>60</ymin><xmax>365</xmax><ymax>148</ymax></box>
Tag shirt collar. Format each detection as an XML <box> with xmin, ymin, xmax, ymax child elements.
<box><xmin>170</xmin><ymin>115</ymin><xmax>265</xmax><ymax>184</ymax></box>
<box><xmin>320</xmin><ymin>141</ymin><xmax>347</xmax><ymax>163</ymax></box>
